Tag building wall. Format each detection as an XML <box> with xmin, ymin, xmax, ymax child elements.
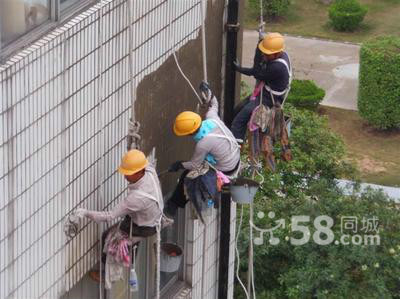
<box><xmin>0</xmin><ymin>0</ymin><xmax>237</xmax><ymax>298</ymax></box>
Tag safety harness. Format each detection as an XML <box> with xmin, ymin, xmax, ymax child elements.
<box><xmin>129</xmin><ymin>170</ymin><xmax>163</xmax><ymax>299</ymax></box>
<box><xmin>263</xmin><ymin>56</ymin><xmax>293</xmax><ymax>106</ymax></box>
<box><xmin>205</xmin><ymin>119</ymin><xmax>241</xmax><ymax>179</ymax></box>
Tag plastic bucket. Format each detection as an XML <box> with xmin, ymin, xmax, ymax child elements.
<box><xmin>230</xmin><ymin>178</ymin><xmax>259</xmax><ymax>204</ymax></box>
<box><xmin>160</xmin><ymin>243</ymin><xmax>183</xmax><ymax>273</ymax></box>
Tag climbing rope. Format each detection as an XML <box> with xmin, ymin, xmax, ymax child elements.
<box><xmin>259</xmin><ymin>0</ymin><xmax>265</xmax><ymax>37</ymax></box>
<box><xmin>97</xmin><ymin>3</ymin><xmax>106</xmax><ymax>299</ymax></box>
<box><xmin>198</xmin><ymin>1</ymin><xmax>209</xmax><ymax>297</ymax></box>
<box><xmin>168</xmin><ymin>0</ymin><xmax>207</xmax><ymax>105</ymax></box>
<box><xmin>126</xmin><ymin>0</ymin><xmax>141</xmax><ymax>151</ymax></box>
<box><xmin>201</xmin><ymin>0</ymin><xmax>208</xmax><ymax>83</ymax></box>
<box><xmin>235</xmin><ymin>205</ymin><xmax>250</xmax><ymax>299</ymax></box>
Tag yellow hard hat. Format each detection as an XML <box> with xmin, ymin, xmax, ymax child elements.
<box><xmin>118</xmin><ymin>149</ymin><xmax>149</xmax><ymax>175</ymax></box>
<box><xmin>173</xmin><ymin>111</ymin><xmax>202</xmax><ymax>136</ymax></box>
<box><xmin>258</xmin><ymin>32</ymin><xmax>284</xmax><ymax>55</ymax></box>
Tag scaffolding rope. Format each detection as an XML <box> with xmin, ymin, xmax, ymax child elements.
<box><xmin>235</xmin><ymin>205</ymin><xmax>250</xmax><ymax>299</ymax></box>
<box><xmin>97</xmin><ymin>3</ymin><xmax>106</xmax><ymax>299</ymax></box>
<box><xmin>168</xmin><ymin>0</ymin><xmax>207</xmax><ymax>105</ymax></box>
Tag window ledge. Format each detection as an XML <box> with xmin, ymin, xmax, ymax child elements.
<box><xmin>159</xmin><ymin>280</ymin><xmax>191</xmax><ymax>299</ymax></box>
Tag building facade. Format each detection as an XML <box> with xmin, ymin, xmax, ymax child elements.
<box><xmin>0</xmin><ymin>0</ymin><xmax>239</xmax><ymax>298</ymax></box>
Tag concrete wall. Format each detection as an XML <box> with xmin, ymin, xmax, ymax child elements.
<box><xmin>0</xmin><ymin>0</ymin><xmax>237</xmax><ymax>298</ymax></box>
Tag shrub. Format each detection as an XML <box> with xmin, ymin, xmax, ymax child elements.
<box><xmin>255</xmin><ymin>0</ymin><xmax>291</xmax><ymax>19</ymax></box>
<box><xmin>358</xmin><ymin>36</ymin><xmax>400</xmax><ymax>129</ymax></box>
<box><xmin>240</xmin><ymin>80</ymin><xmax>252</xmax><ymax>101</ymax></box>
<box><xmin>286</xmin><ymin>80</ymin><xmax>325</xmax><ymax>110</ymax></box>
<box><xmin>235</xmin><ymin>188</ymin><xmax>400</xmax><ymax>299</ymax></box>
<box><xmin>234</xmin><ymin>108</ymin><xmax>399</xmax><ymax>299</ymax></box>
<box><xmin>328</xmin><ymin>0</ymin><xmax>368</xmax><ymax>31</ymax></box>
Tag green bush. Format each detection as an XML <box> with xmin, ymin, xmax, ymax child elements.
<box><xmin>286</xmin><ymin>80</ymin><xmax>325</xmax><ymax>110</ymax></box>
<box><xmin>358</xmin><ymin>36</ymin><xmax>400</xmax><ymax>129</ymax></box>
<box><xmin>235</xmin><ymin>188</ymin><xmax>400</xmax><ymax>299</ymax></box>
<box><xmin>235</xmin><ymin>107</ymin><xmax>400</xmax><ymax>299</ymax></box>
<box><xmin>328</xmin><ymin>0</ymin><xmax>368</xmax><ymax>31</ymax></box>
<box><xmin>250</xmin><ymin>0</ymin><xmax>291</xmax><ymax>19</ymax></box>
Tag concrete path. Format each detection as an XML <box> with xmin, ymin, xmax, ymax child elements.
<box><xmin>337</xmin><ymin>179</ymin><xmax>400</xmax><ymax>202</ymax></box>
<box><xmin>241</xmin><ymin>30</ymin><xmax>360</xmax><ymax>110</ymax></box>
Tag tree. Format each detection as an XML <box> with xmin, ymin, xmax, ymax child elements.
<box><xmin>235</xmin><ymin>106</ymin><xmax>400</xmax><ymax>298</ymax></box>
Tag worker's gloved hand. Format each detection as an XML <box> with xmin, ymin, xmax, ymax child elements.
<box><xmin>258</xmin><ymin>23</ymin><xmax>265</xmax><ymax>41</ymax></box>
<box><xmin>168</xmin><ymin>161</ymin><xmax>184</xmax><ymax>172</ymax></box>
<box><xmin>75</xmin><ymin>208</ymin><xmax>88</xmax><ymax>219</ymax></box>
<box><xmin>233</xmin><ymin>59</ymin><xmax>240</xmax><ymax>70</ymax></box>
<box><xmin>199</xmin><ymin>81</ymin><xmax>213</xmax><ymax>104</ymax></box>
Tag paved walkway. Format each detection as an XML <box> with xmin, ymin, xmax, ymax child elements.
<box><xmin>241</xmin><ymin>30</ymin><xmax>360</xmax><ymax>110</ymax></box>
<box><xmin>337</xmin><ymin>179</ymin><xmax>400</xmax><ymax>202</ymax></box>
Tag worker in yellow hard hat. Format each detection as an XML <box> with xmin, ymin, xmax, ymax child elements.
<box><xmin>165</xmin><ymin>82</ymin><xmax>240</xmax><ymax>220</ymax></box>
<box><xmin>76</xmin><ymin>149</ymin><xmax>165</xmax><ymax>283</ymax></box>
<box><xmin>231</xmin><ymin>32</ymin><xmax>292</xmax><ymax>142</ymax></box>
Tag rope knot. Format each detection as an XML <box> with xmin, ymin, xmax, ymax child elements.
<box><xmin>127</xmin><ymin>119</ymin><xmax>141</xmax><ymax>150</ymax></box>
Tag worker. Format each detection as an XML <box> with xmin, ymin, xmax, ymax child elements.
<box><xmin>231</xmin><ymin>32</ymin><xmax>292</xmax><ymax>142</ymax></box>
<box><xmin>76</xmin><ymin>149</ymin><xmax>163</xmax><ymax>281</ymax></box>
<box><xmin>164</xmin><ymin>82</ymin><xmax>240</xmax><ymax>219</ymax></box>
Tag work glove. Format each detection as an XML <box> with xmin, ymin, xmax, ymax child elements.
<box><xmin>199</xmin><ymin>81</ymin><xmax>213</xmax><ymax>104</ymax></box>
<box><xmin>233</xmin><ymin>59</ymin><xmax>251</xmax><ymax>75</ymax></box>
<box><xmin>75</xmin><ymin>208</ymin><xmax>88</xmax><ymax>219</ymax></box>
<box><xmin>258</xmin><ymin>23</ymin><xmax>265</xmax><ymax>41</ymax></box>
<box><xmin>233</xmin><ymin>59</ymin><xmax>240</xmax><ymax>70</ymax></box>
<box><xmin>168</xmin><ymin>161</ymin><xmax>184</xmax><ymax>172</ymax></box>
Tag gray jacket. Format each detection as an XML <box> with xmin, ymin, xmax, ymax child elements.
<box><xmin>182</xmin><ymin>96</ymin><xmax>240</xmax><ymax>172</ymax></box>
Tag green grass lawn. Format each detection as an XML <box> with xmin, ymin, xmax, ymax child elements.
<box><xmin>245</xmin><ymin>0</ymin><xmax>400</xmax><ymax>43</ymax></box>
<box><xmin>319</xmin><ymin>106</ymin><xmax>400</xmax><ymax>187</ymax></box>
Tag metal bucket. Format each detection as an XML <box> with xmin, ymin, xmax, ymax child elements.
<box><xmin>160</xmin><ymin>243</ymin><xmax>183</xmax><ymax>273</ymax></box>
<box><xmin>230</xmin><ymin>178</ymin><xmax>259</xmax><ymax>204</ymax></box>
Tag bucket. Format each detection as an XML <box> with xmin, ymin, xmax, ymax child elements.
<box><xmin>160</xmin><ymin>243</ymin><xmax>183</xmax><ymax>273</ymax></box>
<box><xmin>230</xmin><ymin>178</ymin><xmax>259</xmax><ymax>204</ymax></box>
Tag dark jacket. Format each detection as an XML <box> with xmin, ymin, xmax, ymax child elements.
<box><xmin>236</xmin><ymin>45</ymin><xmax>291</xmax><ymax>106</ymax></box>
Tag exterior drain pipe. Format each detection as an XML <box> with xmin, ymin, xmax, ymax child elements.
<box><xmin>218</xmin><ymin>0</ymin><xmax>240</xmax><ymax>298</ymax></box>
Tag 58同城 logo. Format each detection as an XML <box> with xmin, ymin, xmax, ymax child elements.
<box><xmin>251</xmin><ymin>212</ymin><xmax>380</xmax><ymax>246</ymax></box>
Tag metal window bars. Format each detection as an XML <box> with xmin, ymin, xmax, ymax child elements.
<box><xmin>0</xmin><ymin>0</ymin><xmax>203</xmax><ymax>298</ymax></box>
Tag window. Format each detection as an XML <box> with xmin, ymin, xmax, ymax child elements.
<box><xmin>60</xmin><ymin>0</ymin><xmax>81</xmax><ymax>11</ymax></box>
<box><xmin>0</xmin><ymin>0</ymin><xmax>97</xmax><ymax>58</ymax></box>
<box><xmin>130</xmin><ymin>208</ymin><xmax>186</xmax><ymax>299</ymax></box>
<box><xmin>0</xmin><ymin>0</ymin><xmax>50</xmax><ymax>47</ymax></box>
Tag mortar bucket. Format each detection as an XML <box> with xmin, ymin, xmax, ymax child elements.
<box><xmin>160</xmin><ymin>243</ymin><xmax>183</xmax><ymax>273</ymax></box>
<box><xmin>230</xmin><ymin>178</ymin><xmax>259</xmax><ymax>204</ymax></box>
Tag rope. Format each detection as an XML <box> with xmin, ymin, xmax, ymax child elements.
<box><xmin>168</xmin><ymin>0</ymin><xmax>206</xmax><ymax>105</ymax></box>
<box><xmin>201</xmin><ymin>217</ymin><xmax>208</xmax><ymax>299</ymax></box>
<box><xmin>97</xmin><ymin>4</ymin><xmax>106</xmax><ymax>299</ymax></box>
<box><xmin>199</xmin><ymin>1</ymin><xmax>209</xmax><ymax>297</ymax></box>
<box><xmin>259</xmin><ymin>0</ymin><xmax>264</xmax><ymax>33</ymax></box>
<box><xmin>246</xmin><ymin>168</ymin><xmax>259</xmax><ymax>298</ymax></box>
<box><xmin>235</xmin><ymin>205</ymin><xmax>250</xmax><ymax>299</ymax></box>
<box><xmin>201</xmin><ymin>0</ymin><xmax>208</xmax><ymax>83</ymax></box>
<box><xmin>172</xmin><ymin>52</ymin><xmax>203</xmax><ymax>104</ymax></box>
<box><xmin>155</xmin><ymin>225</ymin><xmax>161</xmax><ymax>299</ymax></box>
<box><xmin>126</xmin><ymin>0</ymin><xmax>141</xmax><ymax>150</ymax></box>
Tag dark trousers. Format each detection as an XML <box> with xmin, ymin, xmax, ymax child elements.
<box><xmin>231</xmin><ymin>94</ymin><xmax>282</xmax><ymax>141</ymax></box>
<box><xmin>101</xmin><ymin>215</ymin><xmax>156</xmax><ymax>263</ymax></box>
<box><xmin>163</xmin><ymin>161</ymin><xmax>240</xmax><ymax>218</ymax></box>
<box><xmin>163</xmin><ymin>171</ymin><xmax>190</xmax><ymax>217</ymax></box>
